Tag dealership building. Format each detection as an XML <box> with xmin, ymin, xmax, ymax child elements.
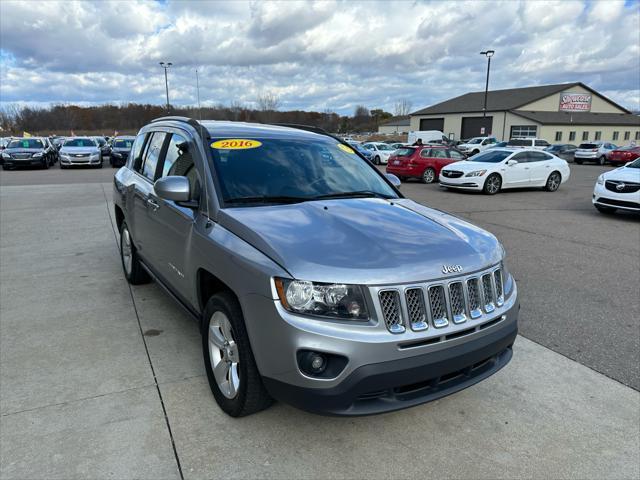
<box><xmin>409</xmin><ymin>82</ymin><xmax>640</xmax><ymax>143</ymax></box>
<box><xmin>378</xmin><ymin>116</ymin><xmax>410</xmax><ymax>134</ymax></box>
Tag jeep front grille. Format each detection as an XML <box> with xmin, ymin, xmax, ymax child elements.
<box><xmin>377</xmin><ymin>266</ymin><xmax>504</xmax><ymax>333</ymax></box>
<box><xmin>378</xmin><ymin>290</ymin><xmax>404</xmax><ymax>333</ymax></box>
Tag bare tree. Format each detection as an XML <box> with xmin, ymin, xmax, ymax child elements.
<box><xmin>256</xmin><ymin>92</ymin><xmax>280</xmax><ymax>112</ymax></box>
<box><xmin>353</xmin><ymin>105</ymin><xmax>370</xmax><ymax>118</ymax></box>
<box><xmin>393</xmin><ymin>99</ymin><xmax>413</xmax><ymax>117</ymax></box>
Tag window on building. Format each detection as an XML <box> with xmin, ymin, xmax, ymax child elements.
<box><xmin>555</xmin><ymin>131</ymin><xmax>562</xmax><ymax>141</ymax></box>
<box><xmin>624</xmin><ymin>131</ymin><xmax>630</xmax><ymax>140</ymax></box>
<box><xmin>613</xmin><ymin>131</ymin><xmax>619</xmax><ymax>141</ymax></box>
<box><xmin>636</xmin><ymin>131</ymin><xmax>640</xmax><ymax>141</ymax></box>
<box><xmin>595</xmin><ymin>131</ymin><xmax>602</xmax><ymax>140</ymax></box>
<box><xmin>582</xmin><ymin>131</ymin><xmax>589</xmax><ymax>141</ymax></box>
<box><xmin>569</xmin><ymin>131</ymin><xmax>576</xmax><ymax>141</ymax></box>
<box><xmin>510</xmin><ymin>125</ymin><xmax>537</xmax><ymax>138</ymax></box>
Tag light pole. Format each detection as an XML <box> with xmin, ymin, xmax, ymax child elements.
<box><xmin>159</xmin><ymin>62</ymin><xmax>172</xmax><ymax>112</ymax></box>
<box><xmin>480</xmin><ymin>50</ymin><xmax>494</xmax><ymax>118</ymax></box>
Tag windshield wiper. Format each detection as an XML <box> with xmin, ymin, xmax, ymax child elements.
<box><xmin>225</xmin><ymin>195</ymin><xmax>310</xmax><ymax>205</ymax></box>
<box><xmin>312</xmin><ymin>190</ymin><xmax>395</xmax><ymax>200</ymax></box>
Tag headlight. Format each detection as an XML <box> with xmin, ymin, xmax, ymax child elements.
<box><xmin>274</xmin><ymin>278</ymin><xmax>368</xmax><ymax>320</ymax></box>
<box><xmin>1</xmin><ymin>153</ymin><xmax>10</xmax><ymax>159</ymax></box>
<box><xmin>60</xmin><ymin>153</ymin><xmax>70</xmax><ymax>159</ymax></box>
<box><xmin>32</xmin><ymin>152</ymin><xmax>43</xmax><ymax>158</ymax></box>
<box><xmin>465</xmin><ymin>170</ymin><xmax>487</xmax><ymax>177</ymax></box>
<box><xmin>90</xmin><ymin>152</ymin><xmax>99</xmax><ymax>158</ymax></box>
<box><xmin>596</xmin><ymin>174</ymin><xmax>604</xmax><ymax>185</ymax></box>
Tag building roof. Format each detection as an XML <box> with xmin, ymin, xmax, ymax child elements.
<box><xmin>411</xmin><ymin>82</ymin><xmax>631</xmax><ymax>116</ymax></box>
<box><xmin>380</xmin><ymin>116</ymin><xmax>410</xmax><ymax>127</ymax></box>
<box><xmin>510</xmin><ymin>110</ymin><xmax>640</xmax><ymax>126</ymax></box>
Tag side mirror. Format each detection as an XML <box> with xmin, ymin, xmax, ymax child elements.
<box><xmin>154</xmin><ymin>176</ymin><xmax>191</xmax><ymax>202</ymax></box>
<box><xmin>506</xmin><ymin>159</ymin><xmax>518</xmax><ymax>166</ymax></box>
<box><xmin>385</xmin><ymin>173</ymin><xmax>402</xmax><ymax>189</ymax></box>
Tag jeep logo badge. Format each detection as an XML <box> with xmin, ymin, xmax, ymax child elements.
<box><xmin>442</xmin><ymin>264</ymin><xmax>463</xmax><ymax>274</ymax></box>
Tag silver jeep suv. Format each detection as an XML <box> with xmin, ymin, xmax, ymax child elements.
<box><xmin>113</xmin><ymin>117</ymin><xmax>519</xmax><ymax>417</ymax></box>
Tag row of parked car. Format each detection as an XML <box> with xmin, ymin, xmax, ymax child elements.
<box><xmin>0</xmin><ymin>135</ymin><xmax>135</xmax><ymax>170</ymax></box>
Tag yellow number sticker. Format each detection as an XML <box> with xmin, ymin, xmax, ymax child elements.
<box><xmin>211</xmin><ymin>139</ymin><xmax>262</xmax><ymax>150</ymax></box>
<box><xmin>337</xmin><ymin>144</ymin><xmax>355</xmax><ymax>154</ymax></box>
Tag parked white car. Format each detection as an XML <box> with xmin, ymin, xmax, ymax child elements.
<box><xmin>407</xmin><ymin>130</ymin><xmax>449</xmax><ymax>145</ymax></box>
<box><xmin>362</xmin><ymin>142</ymin><xmax>396</xmax><ymax>164</ymax></box>
<box><xmin>506</xmin><ymin>138</ymin><xmax>551</xmax><ymax>150</ymax></box>
<box><xmin>592</xmin><ymin>158</ymin><xmax>640</xmax><ymax>214</ymax></box>
<box><xmin>574</xmin><ymin>141</ymin><xmax>618</xmax><ymax>165</ymax></box>
<box><xmin>439</xmin><ymin>148</ymin><xmax>570</xmax><ymax>195</ymax></box>
<box><xmin>457</xmin><ymin>137</ymin><xmax>498</xmax><ymax>156</ymax></box>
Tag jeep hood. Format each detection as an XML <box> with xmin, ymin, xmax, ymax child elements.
<box><xmin>218</xmin><ymin>198</ymin><xmax>501</xmax><ymax>285</ymax></box>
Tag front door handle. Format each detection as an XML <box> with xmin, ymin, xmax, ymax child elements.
<box><xmin>146</xmin><ymin>198</ymin><xmax>160</xmax><ymax>211</ymax></box>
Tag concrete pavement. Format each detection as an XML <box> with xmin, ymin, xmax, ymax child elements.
<box><xmin>0</xmin><ymin>173</ymin><xmax>639</xmax><ymax>479</ymax></box>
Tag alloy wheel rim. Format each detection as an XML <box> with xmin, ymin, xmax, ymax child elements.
<box><xmin>208</xmin><ymin>312</ymin><xmax>240</xmax><ymax>399</ymax></box>
<box><xmin>423</xmin><ymin>169</ymin><xmax>434</xmax><ymax>182</ymax></box>
<box><xmin>121</xmin><ymin>229</ymin><xmax>133</xmax><ymax>275</ymax></box>
<box><xmin>549</xmin><ymin>174</ymin><xmax>560</xmax><ymax>190</ymax></box>
<box><xmin>488</xmin><ymin>176</ymin><xmax>500</xmax><ymax>193</ymax></box>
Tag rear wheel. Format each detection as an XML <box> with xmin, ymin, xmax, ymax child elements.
<box><xmin>545</xmin><ymin>171</ymin><xmax>561</xmax><ymax>192</ymax></box>
<box><xmin>598</xmin><ymin>155</ymin><xmax>606</xmax><ymax>166</ymax></box>
<box><xmin>119</xmin><ymin>222</ymin><xmax>151</xmax><ymax>285</ymax></box>
<box><xmin>595</xmin><ymin>204</ymin><xmax>616</xmax><ymax>214</ymax></box>
<box><xmin>483</xmin><ymin>173</ymin><xmax>501</xmax><ymax>195</ymax></box>
<box><xmin>422</xmin><ymin>167</ymin><xmax>436</xmax><ymax>183</ymax></box>
<box><xmin>202</xmin><ymin>292</ymin><xmax>273</xmax><ymax>417</ymax></box>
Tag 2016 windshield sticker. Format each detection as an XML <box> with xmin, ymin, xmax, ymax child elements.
<box><xmin>211</xmin><ymin>139</ymin><xmax>262</xmax><ymax>150</ymax></box>
<box><xmin>337</xmin><ymin>144</ymin><xmax>355</xmax><ymax>154</ymax></box>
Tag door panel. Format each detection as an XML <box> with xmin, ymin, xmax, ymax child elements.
<box><xmin>501</xmin><ymin>153</ymin><xmax>530</xmax><ymax>187</ymax></box>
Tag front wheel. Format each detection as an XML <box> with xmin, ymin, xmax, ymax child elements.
<box><xmin>202</xmin><ymin>292</ymin><xmax>273</xmax><ymax>417</ymax></box>
<box><xmin>483</xmin><ymin>173</ymin><xmax>501</xmax><ymax>195</ymax></box>
<box><xmin>422</xmin><ymin>167</ymin><xmax>436</xmax><ymax>183</ymax></box>
<box><xmin>374</xmin><ymin>156</ymin><xmax>380</xmax><ymax>165</ymax></box>
<box><xmin>598</xmin><ymin>155</ymin><xmax>606</xmax><ymax>166</ymax></box>
<box><xmin>545</xmin><ymin>171</ymin><xmax>561</xmax><ymax>192</ymax></box>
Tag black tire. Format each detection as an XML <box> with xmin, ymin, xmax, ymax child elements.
<box><xmin>422</xmin><ymin>167</ymin><xmax>436</xmax><ymax>183</ymax></box>
<box><xmin>41</xmin><ymin>158</ymin><xmax>49</xmax><ymax>169</ymax></box>
<box><xmin>595</xmin><ymin>204</ymin><xmax>616</xmax><ymax>214</ymax></box>
<box><xmin>575</xmin><ymin>159</ymin><xmax>583</xmax><ymax>165</ymax></box>
<box><xmin>598</xmin><ymin>155</ymin><xmax>606</xmax><ymax>166</ymax></box>
<box><xmin>483</xmin><ymin>173</ymin><xmax>501</xmax><ymax>195</ymax></box>
<box><xmin>374</xmin><ymin>155</ymin><xmax>380</xmax><ymax>165</ymax></box>
<box><xmin>119</xmin><ymin>221</ymin><xmax>151</xmax><ymax>285</ymax></box>
<box><xmin>545</xmin><ymin>171</ymin><xmax>562</xmax><ymax>192</ymax></box>
<box><xmin>202</xmin><ymin>292</ymin><xmax>273</xmax><ymax>417</ymax></box>
<box><xmin>471</xmin><ymin>149</ymin><xmax>479</xmax><ymax>156</ymax></box>
<box><xmin>2</xmin><ymin>165</ymin><xmax>9</xmax><ymax>170</ymax></box>
<box><xmin>96</xmin><ymin>162</ymin><xmax>103</xmax><ymax>169</ymax></box>
<box><xmin>60</xmin><ymin>164</ymin><xmax>67</xmax><ymax>169</ymax></box>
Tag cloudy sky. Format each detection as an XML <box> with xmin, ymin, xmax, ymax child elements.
<box><xmin>1</xmin><ymin>0</ymin><xmax>638</xmax><ymax>115</ymax></box>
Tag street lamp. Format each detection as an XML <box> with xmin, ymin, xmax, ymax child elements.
<box><xmin>159</xmin><ymin>62</ymin><xmax>173</xmax><ymax>112</ymax></box>
<box><xmin>480</xmin><ymin>50</ymin><xmax>495</xmax><ymax>118</ymax></box>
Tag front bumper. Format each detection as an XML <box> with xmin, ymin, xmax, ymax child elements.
<box><xmin>242</xmin><ymin>277</ymin><xmax>518</xmax><ymax>416</ymax></box>
<box><xmin>439</xmin><ymin>178</ymin><xmax>483</xmax><ymax>190</ymax></box>
<box><xmin>593</xmin><ymin>183</ymin><xmax>640</xmax><ymax>212</ymax></box>
<box><xmin>60</xmin><ymin>156</ymin><xmax>101</xmax><ymax>166</ymax></box>
<box><xmin>3</xmin><ymin>157</ymin><xmax>45</xmax><ymax>167</ymax></box>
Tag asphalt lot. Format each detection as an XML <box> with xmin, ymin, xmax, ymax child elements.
<box><xmin>1</xmin><ymin>161</ymin><xmax>639</xmax><ymax>479</ymax></box>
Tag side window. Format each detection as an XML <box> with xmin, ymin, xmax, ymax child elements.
<box><xmin>511</xmin><ymin>152</ymin><xmax>529</xmax><ymax>163</ymax></box>
<box><xmin>448</xmin><ymin>150</ymin><xmax>465</xmax><ymax>160</ymax></box>
<box><xmin>131</xmin><ymin>133</ymin><xmax>147</xmax><ymax>171</ymax></box>
<box><xmin>159</xmin><ymin>133</ymin><xmax>201</xmax><ymax>201</ymax></box>
<box><xmin>419</xmin><ymin>148</ymin><xmax>432</xmax><ymax>158</ymax></box>
<box><xmin>431</xmin><ymin>149</ymin><xmax>447</xmax><ymax>158</ymax></box>
<box><xmin>529</xmin><ymin>151</ymin><xmax>550</xmax><ymax>162</ymax></box>
<box><xmin>141</xmin><ymin>132</ymin><xmax>167</xmax><ymax>181</ymax></box>
<box><xmin>535</xmin><ymin>140</ymin><xmax>550</xmax><ymax>147</ymax></box>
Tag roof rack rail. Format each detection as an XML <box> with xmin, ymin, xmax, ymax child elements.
<box><xmin>271</xmin><ymin>123</ymin><xmax>344</xmax><ymax>143</ymax></box>
<box><xmin>150</xmin><ymin>116</ymin><xmax>210</xmax><ymax>139</ymax></box>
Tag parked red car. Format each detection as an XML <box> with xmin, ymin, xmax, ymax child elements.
<box><xmin>606</xmin><ymin>145</ymin><xmax>640</xmax><ymax>165</ymax></box>
<box><xmin>386</xmin><ymin>145</ymin><xmax>466</xmax><ymax>183</ymax></box>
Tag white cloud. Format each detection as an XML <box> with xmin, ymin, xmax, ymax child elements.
<box><xmin>0</xmin><ymin>0</ymin><xmax>638</xmax><ymax>114</ymax></box>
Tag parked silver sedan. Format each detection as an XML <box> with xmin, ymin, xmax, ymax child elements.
<box><xmin>59</xmin><ymin>137</ymin><xmax>102</xmax><ymax>168</ymax></box>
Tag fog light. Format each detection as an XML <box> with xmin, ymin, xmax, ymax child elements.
<box><xmin>310</xmin><ymin>354</ymin><xmax>325</xmax><ymax>372</ymax></box>
<box><xmin>299</xmin><ymin>351</ymin><xmax>327</xmax><ymax>376</ymax></box>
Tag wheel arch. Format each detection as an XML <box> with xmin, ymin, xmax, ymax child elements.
<box><xmin>197</xmin><ymin>268</ymin><xmax>238</xmax><ymax>329</ymax></box>
<box><xmin>114</xmin><ymin>204</ymin><xmax>125</xmax><ymax>233</ymax></box>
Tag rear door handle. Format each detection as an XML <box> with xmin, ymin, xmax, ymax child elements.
<box><xmin>146</xmin><ymin>198</ymin><xmax>160</xmax><ymax>211</ymax></box>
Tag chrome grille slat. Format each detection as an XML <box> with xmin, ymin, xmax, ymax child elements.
<box><xmin>466</xmin><ymin>278</ymin><xmax>483</xmax><ymax>319</ymax></box>
<box><xmin>481</xmin><ymin>274</ymin><xmax>495</xmax><ymax>313</ymax></box>
<box><xmin>449</xmin><ymin>282</ymin><xmax>467</xmax><ymax>324</ymax></box>
<box><xmin>428</xmin><ymin>286</ymin><xmax>449</xmax><ymax>328</ymax></box>
<box><xmin>406</xmin><ymin>288</ymin><xmax>428</xmax><ymax>331</ymax></box>
<box><xmin>379</xmin><ymin>290</ymin><xmax>405</xmax><ymax>333</ymax></box>
<box><xmin>494</xmin><ymin>269</ymin><xmax>504</xmax><ymax>307</ymax></box>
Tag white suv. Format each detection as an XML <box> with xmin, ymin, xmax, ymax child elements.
<box><xmin>506</xmin><ymin>138</ymin><xmax>551</xmax><ymax>150</ymax></box>
<box><xmin>362</xmin><ymin>142</ymin><xmax>396</xmax><ymax>165</ymax></box>
<box><xmin>574</xmin><ymin>141</ymin><xmax>618</xmax><ymax>165</ymax></box>
<box><xmin>457</xmin><ymin>137</ymin><xmax>497</xmax><ymax>156</ymax></box>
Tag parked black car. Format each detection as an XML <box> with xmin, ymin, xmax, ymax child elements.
<box><xmin>544</xmin><ymin>144</ymin><xmax>577</xmax><ymax>161</ymax></box>
<box><xmin>93</xmin><ymin>136</ymin><xmax>111</xmax><ymax>160</ymax></box>
<box><xmin>109</xmin><ymin>136</ymin><xmax>135</xmax><ymax>167</ymax></box>
<box><xmin>1</xmin><ymin>137</ymin><xmax>54</xmax><ymax>169</ymax></box>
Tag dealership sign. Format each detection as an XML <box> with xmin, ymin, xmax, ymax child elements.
<box><xmin>559</xmin><ymin>92</ymin><xmax>592</xmax><ymax>112</ymax></box>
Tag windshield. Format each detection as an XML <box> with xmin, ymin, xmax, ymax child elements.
<box><xmin>64</xmin><ymin>138</ymin><xmax>96</xmax><ymax>147</ymax></box>
<box><xmin>113</xmin><ymin>139</ymin><xmax>133</xmax><ymax>149</ymax></box>
<box><xmin>94</xmin><ymin>138</ymin><xmax>106</xmax><ymax>146</ymax></box>
<box><xmin>469</xmin><ymin>150</ymin><xmax>512</xmax><ymax>163</ymax></box>
<box><xmin>374</xmin><ymin>144</ymin><xmax>394</xmax><ymax>151</ymax></box>
<box><xmin>395</xmin><ymin>147</ymin><xmax>416</xmax><ymax>157</ymax></box>
<box><xmin>209</xmin><ymin>138</ymin><xmax>398</xmax><ymax>205</ymax></box>
<box><xmin>8</xmin><ymin>139</ymin><xmax>43</xmax><ymax>149</ymax></box>
<box><xmin>627</xmin><ymin>158</ymin><xmax>640</xmax><ymax>168</ymax></box>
